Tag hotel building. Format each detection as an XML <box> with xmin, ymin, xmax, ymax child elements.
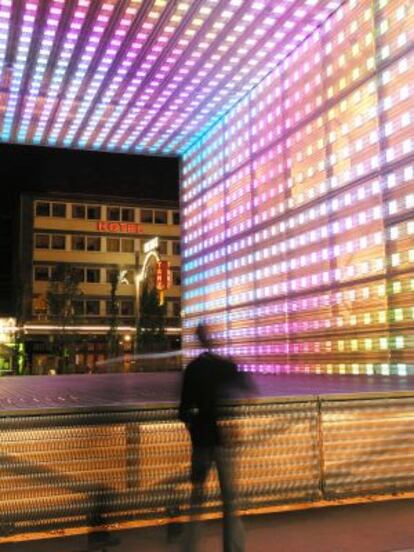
<box><xmin>17</xmin><ymin>192</ymin><xmax>181</xmax><ymax>373</ymax></box>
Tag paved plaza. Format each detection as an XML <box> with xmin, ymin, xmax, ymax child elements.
<box><xmin>1</xmin><ymin>499</ymin><xmax>414</xmax><ymax>551</ymax></box>
<box><xmin>0</xmin><ymin>372</ymin><xmax>414</xmax><ymax>412</ymax></box>
<box><xmin>1</xmin><ymin>372</ymin><xmax>414</xmax><ymax>552</ymax></box>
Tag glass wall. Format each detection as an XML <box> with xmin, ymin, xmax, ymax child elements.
<box><xmin>181</xmin><ymin>0</ymin><xmax>414</xmax><ymax>376</ymax></box>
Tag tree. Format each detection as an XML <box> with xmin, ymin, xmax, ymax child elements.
<box><xmin>14</xmin><ymin>272</ymin><xmax>31</xmax><ymax>374</ymax></box>
<box><xmin>136</xmin><ymin>282</ymin><xmax>167</xmax><ymax>354</ymax></box>
<box><xmin>46</xmin><ymin>263</ymin><xmax>83</xmax><ymax>373</ymax></box>
<box><xmin>11</xmin><ymin>328</ymin><xmax>26</xmax><ymax>375</ymax></box>
<box><xmin>107</xmin><ymin>268</ymin><xmax>120</xmax><ymax>359</ymax></box>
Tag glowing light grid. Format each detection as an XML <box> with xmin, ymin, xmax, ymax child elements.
<box><xmin>0</xmin><ymin>0</ymin><xmax>341</xmax><ymax>155</ymax></box>
<box><xmin>182</xmin><ymin>0</ymin><xmax>414</xmax><ymax>376</ymax></box>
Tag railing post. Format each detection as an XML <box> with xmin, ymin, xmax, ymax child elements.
<box><xmin>316</xmin><ymin>397</ymin><xmax>326</xmax><ymax>500</ymax></box>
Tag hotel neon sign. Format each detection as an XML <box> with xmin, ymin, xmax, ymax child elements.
<box><xmin>97</xmin><ymin>221</ymin><xmax>144</xmax><ymax>234</ymax></box>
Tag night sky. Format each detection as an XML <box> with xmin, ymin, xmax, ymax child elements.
<box><xmin>0</xmin><ymin>143</ymin><xmax>179</xmax><ymax>315</ymax></box>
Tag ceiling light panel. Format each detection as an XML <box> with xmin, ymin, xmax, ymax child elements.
<box><xmin>0</xmin><ymin>0</ymin><xmax>341</xmax><ymax>155</ymax></box>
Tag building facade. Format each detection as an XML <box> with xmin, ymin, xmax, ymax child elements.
<box><xmin>181</xmin><ymin>0</ymin><xmax>414</xmax><ymax>376</ymax></box>
<box><xmin>18</xmin><ymin>192</ymin><xmax>181</xmax><ymax>373</ymax></box>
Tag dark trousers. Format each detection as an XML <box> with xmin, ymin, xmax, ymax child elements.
<box><xmin>183</xmin><ymin>445</ymin><xmax>245</xmax><ymax>552</ymax></box>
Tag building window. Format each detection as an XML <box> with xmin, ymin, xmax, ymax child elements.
<box><xmin>35</xmin><ymin>202</ymin><xmax>50</xmax><ymax>216</ymax></box>
<box><xmin>141</xmin><ymin>209</ymin><xmax>153</xmax><ymax>223</ymax></box>
<box><xmin>33</xmin><ymin>294</ymin><xmax>47</xmax><ymax>315</ymax></box>
<box><xmin>158</xmin><ymin>240</ymin><xmax>168</xmax><ymax>255</ymax></box>
<box><xmin>154</xmin><ymin>210</ymin><xmax>167</xmax><ymax>224</ymax></box>
<box><xmin>72</xmin><ymin>204</ymin><xmax>85</xmax><ymax>218</ymax></box>
<box><xmin>52</xmin><ymin>203</ymin><xmax>66</xmax><ymax>217</ymax></box>
<box><xmin>51</xmin><ymin>235</ymin><xmax>65</xmax><ymax>250</ymax></box>
<box><xmin>71</xmin><ymin>233</ymin><xmax>102</xmax><ymax>251</ymax></box>
<box><xmin>73</xmin><ymin>267</ymin><xmax>85</xmax><ymax>282</ymax></box>
<box><xmin>72</xmin><ymin>236</ymin><xmax>85</xmax><ymax>250</ymax></box>
<box><xmin>172</xmin><ymin>268</ymin><xmax>181</xmax><ymax>286</ymax></box>
<box><xmin>86</xmin><ymin>268</ymin><xmax>100</xmax><ymax>283</ymax></box>
<box><xmin>172</xmin><ymin>241</ymin><xmax>181</xmax><ymax>255</ymax></box>
<box><xmin>34</xmin><ymin>266</ymin><xmax>50</xmax><ymax>281</ymax></box>
<box><xmin>86</xmin><ymin>300</ymin><xmax>100</xmax><ymax>315</ymax></box>
<box><xmin>107</xmin><ymin>207</ymin><xmax>120</xmax><ymax>221</ymax></box>
<box><xmin>120</xmin><ymin>300</ymin><xmax>134</xmax><ymax>316</ymax></box>
<box><xmin>122</xmin><ymin>208</ymin><xmax>134</xmax><ymax>222</ymax></box>
<box><xmin>35</xmin><ymin>234</ymin><xmax>50</xmax><ymax>249</ymax></box>
<box><xmin>87</xmin><ymin>237</ymin><xmax>101</xmax><ymax>251</ymax></box>
<box><xmin>106</xmin><ymin>300</ymin><xmax>118</xmax><ymax>316</ymax></box>
<box><xmin>73</xmin><ymin>300</ymin><xmax>103</xmax><ymax>316</ymax></box>
<box><xmin>106</xmin><ymin>268</ymin><xmax>119</xmax><ymax>283</ymax></box>
<box><xmin>121</xmin><ymin>238</ymin><xmax>134</xmax><ymax>253</ymax></box>
<box><xmin>72</xmin><ymin>301</ymin><xmax>84</xmax><ymax>316</ymax></box>
<box><xmin>173</xmin><ymin>211</ymin><xmax>180</xmax><ymax>225</ymax></box>
<box><xmin>50</xmin><ymin>266</ymin><xmax>59</xmax><ymax>280</ymax></box>
<box><xmin>107</xmin><ymin>238</ymin><xmax>120</xmax><ymax>252</ymax></box>
<box><xmin>87</xmin><ymin>206</ymin><xmax>101</xmax><ymax>220</ymax></box>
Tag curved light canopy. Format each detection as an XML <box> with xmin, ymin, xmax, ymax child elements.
<box><xmin>0</xmin><ymin>0</ymin><xmax>341</xmax><ymax>155</ymax></box>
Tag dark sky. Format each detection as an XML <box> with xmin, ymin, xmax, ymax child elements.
<box><xmin>0</xmin><ymin>143</ymin><xmax>180</xmax><ymax>315</ymax></box>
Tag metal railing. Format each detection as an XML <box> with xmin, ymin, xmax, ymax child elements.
<box><xmin>1</xmin><ymin>392</ymin><xmax>414</xmax><ymax>539</ymax></box>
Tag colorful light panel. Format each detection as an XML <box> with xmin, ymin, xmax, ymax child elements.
<box><xmin>1</xmin><ymin>0</ymin><xmax>413</xmax><ymax>376</ymax></box>
<box><xmin>182</xmin><ymin>0</ymin><xmax>414</xmax><ymax>376</ymax></box>
<box><xmin>0</xmin><ymin>0</ymin><xmax>341</xmax><ymax>155</ymax></box>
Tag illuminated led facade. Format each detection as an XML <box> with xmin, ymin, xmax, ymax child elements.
<box><xmin>0</xmin><ymin>0</ymin><xmax>341</xmax><ymax>155</ymax></box>
<box><xmin>1</xmin><ymin>0</ymin><xmax>413</xmax><ymax>375</ymax></box>
<box><xmin>182</xmin><ymin>0</ymin><xmax>414</xmax><ymax>376</ymax></box>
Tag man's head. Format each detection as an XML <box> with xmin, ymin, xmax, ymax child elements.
<box><xmin>195</xmin><ymin>322</ymin><xmax>212</xmax><ymax>350</ymax></box>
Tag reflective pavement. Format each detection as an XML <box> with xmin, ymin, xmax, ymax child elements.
<box><xmin>1</xmin><ymin>499</ymin><xmax>414</xmax><ymax>552</ymax></box>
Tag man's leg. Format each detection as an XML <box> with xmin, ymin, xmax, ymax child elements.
<box><xmin>182</xmin><ymin>446</ymin><xmax>212</xmax><ymax>552</ymax></box>
<box><xmin>216</xmin><ymin>447</ymin><xmax>245</xmax><ymax>552</ymax></box>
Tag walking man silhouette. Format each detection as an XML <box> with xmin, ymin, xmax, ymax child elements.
<box><xmin>179</xmin><ymin>323</ymin><xmax>248</xmax><ymax>552</ymax></box>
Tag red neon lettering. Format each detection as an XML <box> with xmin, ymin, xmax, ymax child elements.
<box><xmin>98</xmin><ymin>221</ymin><xmax>145</xmax><ymax>234</ymax></box>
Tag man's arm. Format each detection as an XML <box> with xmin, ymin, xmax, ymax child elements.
<box><xmin>178</xmin><ymin>367</ymin><xmax>193</xmax><ymax>425</ymax></box>
<box><xmin>224</xmin><ymin>358</ymin><xmax>257</xmax><ymax>396</ymax></box>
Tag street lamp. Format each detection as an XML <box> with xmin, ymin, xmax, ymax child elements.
<box><xmin>135</xmin><ymin>238</ymin><xmax>161</xmax><ymax>348</ymax></box>
<box><xmin>134</xmin><ymin>236</ymin><xmax>172</xmax><ymax>357</ymax></box>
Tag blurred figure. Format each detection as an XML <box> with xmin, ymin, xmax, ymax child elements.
<box><xmin>179</xmin><ymin>323</ymin><xmax>251</xmax><ymax>552</ymax></box>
